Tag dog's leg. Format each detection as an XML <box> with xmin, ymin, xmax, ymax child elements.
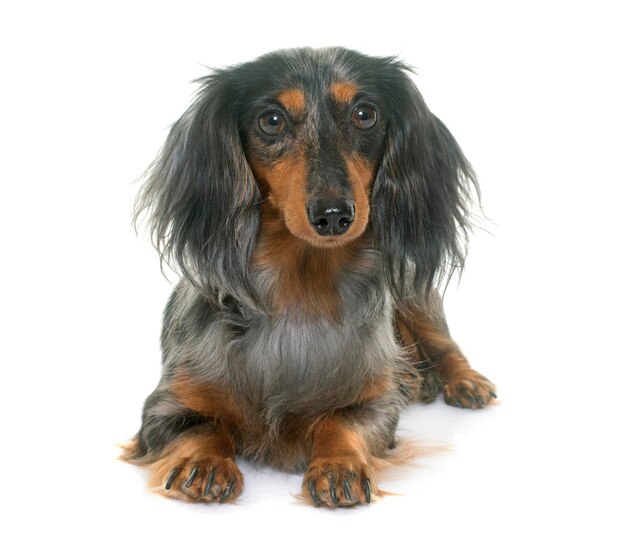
<box><xmin>395</xmin><ymin>314</ymin><xmax>443</xmax><ymax>403</ymax></box>
<box><xmin>146</xmin><ymin>424</ymin><xmax>242</xmax><ymax>503</ymax></box>
<box><xmin>121</xmin><ymin>379</ymin><xmax>244</xmax><ymax>503</ymax></box>
<box><xmin>395</xmin><ymin>302</ymin><xmax>496</xmax><ymax>409</ymax></box>
<box><xmin>303</xmin><ymin>415</ymin><xmax>380</xmax><ymax>507</ymax></box>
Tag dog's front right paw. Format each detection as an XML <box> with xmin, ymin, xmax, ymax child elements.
<box><xmin>151</xmin><ymin>455</ymin><xmax>243</xmax><ymax>504</ymax></box>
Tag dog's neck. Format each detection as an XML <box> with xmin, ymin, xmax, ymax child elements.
<box><xmin>251</xmin><ymin>210</ymin><xmax>372</xmax><ymax>320</ymax></box>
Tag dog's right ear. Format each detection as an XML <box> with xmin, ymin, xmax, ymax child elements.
<box><xmin>135</xmin><ymin>70</ymin><xmax>261</xmax><ymax>305</ymax></box>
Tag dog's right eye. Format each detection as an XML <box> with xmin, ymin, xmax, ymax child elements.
<box><xmin>259</xmin><ymin>112</ymin><xmax>287</xmax><ymax>135</ymax></box>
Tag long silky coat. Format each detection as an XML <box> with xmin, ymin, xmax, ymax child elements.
<box><xmin>122</xmin><ymin>47</ymin><xmax>496</xmax><ymax>507</ymax></box>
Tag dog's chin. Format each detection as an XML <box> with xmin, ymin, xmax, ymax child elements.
<box><xmin>302</xmin><ymin>234</ymin><xmax>358</xmax><ymax>249</ymax></box>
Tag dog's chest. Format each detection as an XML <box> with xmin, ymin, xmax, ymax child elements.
<box><xmin>227</xmin><ymin>264</ymin><xmax>402</xmax><ymax>412</ymax></box>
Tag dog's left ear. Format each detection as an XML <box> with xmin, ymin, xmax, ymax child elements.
<box><xmin>371</xmin><ymin>64</ymin><xmax>479</xmax><ymax>304</ymax></box>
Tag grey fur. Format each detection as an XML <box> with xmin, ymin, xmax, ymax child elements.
<box><xmin>155</xmin><ymin>247</ymin><xmax>410</xmax><ymax>468</ymax></box>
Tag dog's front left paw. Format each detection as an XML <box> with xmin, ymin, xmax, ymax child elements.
<box><xmin>443</xmin><ymin>370</ymin><xmax>497</xmax><ymax>409</ymax></box>
<box><xmin>302</xmin><ymin>458</ymin><xmax>377</xmax><ymax>508</ymax></box>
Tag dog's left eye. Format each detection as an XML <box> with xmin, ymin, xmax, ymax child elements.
<box><xmin>351</xmin><ymin>105</ymin><xmax>377</xmax><ymax>130</ymax></box>
<box><xmin>259</xmin><ymin>112</ymin><xmax>287</xmax><ymax>135</ymax></box>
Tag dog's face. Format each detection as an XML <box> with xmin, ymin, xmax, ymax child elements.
<box><xmin>240</xmin><ymin>69</ymin><xmax>387</xmax><ymax>248</ymax></box>
<box><xmin>137</xmin><ymin>48</ymin><xmax>477</xmax><ymax>303</ymax></box>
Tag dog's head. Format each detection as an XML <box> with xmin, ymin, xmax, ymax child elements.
<box><xmin>136</xmin><ymin>48</ymin><xmax>477</xmax><ymax>303</ymax></box>
<box><xmin>239</xmin><ymin>52</ymin><xmax>386</xmax><ymax>250</ymax></box>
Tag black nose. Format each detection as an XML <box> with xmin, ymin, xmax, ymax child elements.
<box><xmin>307</xmin><ymin>199</ymin><xmax>355</xmax><ymax>236</ymax></box>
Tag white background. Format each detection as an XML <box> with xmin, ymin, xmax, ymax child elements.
<box><xmin>1</xmin><ymin>1</ymin><xmax>624</xmax><ymax>533</ymax></box>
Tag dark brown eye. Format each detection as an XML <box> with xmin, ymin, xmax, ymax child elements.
<box><xmin>259</xmin><ymin>111</ymin><xmax>286</xmax><ymax>135</ymax></box>
<box><xmin>351</xmin><ymin>105</ymin><xmax>377</xmax><ymax>130</ymax></box>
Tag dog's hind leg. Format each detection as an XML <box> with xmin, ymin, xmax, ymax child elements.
<box><xmin>395</xmin><ymin>301</ymin><xmax>497</xmax><ymax>409</ymax></box>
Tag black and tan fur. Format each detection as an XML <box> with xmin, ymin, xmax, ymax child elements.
<box><xmin>122</xmin><ymin>47</ymin><xmax>496</xmax><ymax>507</ymax></box>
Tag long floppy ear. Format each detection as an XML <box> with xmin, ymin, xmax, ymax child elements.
<box><xmin>371</xmin><ymin>64</ymin><xmax>479</xmax><ymax>305</ymax></box>
<box><xmin>135</xmin><ymin>70</ymin><xmax>261</xmax><ymax>305</ymax></box>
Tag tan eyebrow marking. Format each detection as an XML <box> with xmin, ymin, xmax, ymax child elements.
<box><xmin>277</xmin><ymin>88</ymin><xmax>306</xmax><ymax>115</ymax></box>
<box><xmin>329</xmin><ymin>82</ymin><xmax>358</xmax><ymax>104</ymax></box>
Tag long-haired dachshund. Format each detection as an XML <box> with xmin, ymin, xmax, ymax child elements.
<box><xmin>122</xmin><ymin>47</ymin><xmax>496</xmax><ymax>507</ymax></box>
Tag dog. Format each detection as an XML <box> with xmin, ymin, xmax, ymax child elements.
<box><xmin>121</xmin><ymin>47</ymin><xmax>496</xmax><ymax>507</ymax></box>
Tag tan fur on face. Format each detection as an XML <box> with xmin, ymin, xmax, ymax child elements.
<box><xmin>330</xmin><ymin>82</ymin><xmax>358</xmax><ymax>104</ymax></box>
<box><xmin>250</xmin><ymin>152</ymin><xmax>376</xmax><ymax>249</ymax></box>
<box><xmin>249</xmin><ymin>154</ymin><xmax>310</xmax><ymax>241</ymax></box>
<box><xmin>343</xmin><ymin>153</ymin><xmax>375</xmax><ymax>240</ymax></box>
<box><xmin>277</xmin><ymin>88</ymin><xmax>306</xmax><ymax>117</ymax></box>
<box><xmin>250</xmin><ymin>153</ymin><xmax>366</xmax><ymax>248</ymax></box>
